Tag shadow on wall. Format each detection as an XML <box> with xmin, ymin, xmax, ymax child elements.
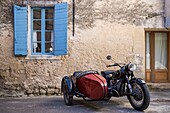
<box><xmin>75</xmin><ymin>0</ymin><xmax>163</xmax><ymax>29</ymax></box>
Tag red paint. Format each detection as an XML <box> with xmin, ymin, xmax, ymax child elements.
<box><xmin>77</xmin><ymin>74</ymin><xmax>108</xmax><ymax>100</ymax></box>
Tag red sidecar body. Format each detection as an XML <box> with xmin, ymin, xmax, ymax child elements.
<box><xmin>76</xmin><ymin>72</ymin><xmax>108</xmax><ymax>100</ymax></box>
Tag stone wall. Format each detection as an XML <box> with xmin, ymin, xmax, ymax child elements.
<box><xmin>0</xmin><ymin>0</ymin><xmax>165</xmax><ymax>97</ymax></box>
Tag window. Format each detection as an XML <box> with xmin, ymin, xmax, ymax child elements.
<box><xmin>146</xmin><ymin>32</ymin><xmax>168</xmax><ymax>70</ymax></box>
<box><xmin>13</xmin><ymin>3</ymin><xmax>68</xmax><ymax>56</ymax></box>
<box><xmin>32</xmin><ymin>8</ymin><xmax>54</xmax><ymax>55</ymax></box>
<box><xmin>145</xmin><ymin>31</ymin><xmax>169</xmax><ymax>82</ymax></box>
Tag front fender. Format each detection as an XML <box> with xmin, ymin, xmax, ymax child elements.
<box><xmin>61</xmin><ymin>76</ymin><xmax>73</xmax><ymax>93</ymax></box>
<box><xmin>130</xmin><ymin>78</ymin><xmax>146</xmax><ymax>85</ymax></box>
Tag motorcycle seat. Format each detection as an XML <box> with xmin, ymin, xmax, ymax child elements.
<box><xmin>101</xmin><ymin>70</ymin><xmax>115</xmax><ymax>75</ymax></box>
<box><xmin>73</xmin><ymin>70</ymin><xmax>99</xmax><ymax>78</ymax></box>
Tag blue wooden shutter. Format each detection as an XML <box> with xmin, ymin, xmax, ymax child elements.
<box><xmin>54</xmin><ymin>3</ymin><xmax>68</xmax><ymax>55</ymax></box>
<box><xmin>165</xmin><ymin>17</ymin><xmax>170</xmax><ymax>28</ymax></box>
<box><xmin>13</xmin><ymin>5</ymin><xmax>27</xmax><ymax>56</ymax></box>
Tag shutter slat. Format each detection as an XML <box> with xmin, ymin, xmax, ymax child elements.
<box><xmin>55</xmin><ymin>19</ymin><xmax>67</xmax><ymax>24</ymax></box>
<box><xmin>14</xmin><ymin>5</ymin><xmax>27</xmax><ymax>56</ymax></box>
<box><xmin>165</xmin><ymin>17</ymin><xmax>170</xmax><ymax>27</ymax></box>
<box><xmin>54</xmin><ymin>3</ymin><xmax>68</xmax><ymax>55</ymax></box>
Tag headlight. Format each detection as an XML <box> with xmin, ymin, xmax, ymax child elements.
<box><xmin>128</xmin><ymin>63</ymin><xmax>137</xmax><ymax>71</ymax></box>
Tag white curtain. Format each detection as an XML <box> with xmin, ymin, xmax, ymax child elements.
<box><xmin>33</xmin><ymin>31</ymin><xmax>38</xmax><ymax>52</ymax></box>
<box><xmin>155</xmin><ymin>33</ymin><xmax>167</xmax><ymax>69</ymax></box>
<box><xmin>51</xmin><ymin>32</ymin><xmax>53</xmax><ymax>48</ymax></box>
<box><xmin>146</xmin><ymin>32</ymin><xmax>150</xmax><ymax>69</ymax></box>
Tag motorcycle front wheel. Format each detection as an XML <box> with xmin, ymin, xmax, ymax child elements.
<box><xmin>127</xmin><ymin>82</ymin><xmax>150</xmax><ymax>111</ymax></box>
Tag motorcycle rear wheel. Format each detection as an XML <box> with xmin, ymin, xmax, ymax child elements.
<box><xmin>127</xmin><ymin>82</ymin><xmax>150</xmax><ymax>111</ymax></box>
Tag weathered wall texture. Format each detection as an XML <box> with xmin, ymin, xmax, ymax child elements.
<box><xmin>0</xmin><ymin>0</ymin><xmax>165</xmax><ymax>96</ymax></box>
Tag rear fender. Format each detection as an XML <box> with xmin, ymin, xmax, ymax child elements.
<box><xmin>61</xmin><ymin>76</ymin><xmax>73</xmax><ymax>93</ymax></box>
<box><xmin>130</xmin><ymin>78</ymin><xmax>146</xmax><ymax>85</ymax></box>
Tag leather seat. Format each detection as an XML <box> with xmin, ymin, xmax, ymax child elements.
<box><xmin>101</xmin><ymin>70</ymin><xmax>115</xmax><ymax>75</ymax></box>
<box><xmin>73</xmin><ymin>70</ymin><xmax>98</xmax><ymax>78</ymax></box>
<box><xmin>73</xmin><ymin>71</ymin><xmax>83</xmax><ymax>78</ymax></box>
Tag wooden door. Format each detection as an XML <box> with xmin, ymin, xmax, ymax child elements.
<box><xmin>145</xmin><ymin>31</ymin><xmax>170</xmax><ymax>83</ymax></box>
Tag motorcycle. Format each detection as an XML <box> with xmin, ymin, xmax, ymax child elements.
<box><xmin>61</xmin><ymin>55</ymin><xmax>150</xmax><ymax>111</ymax></box>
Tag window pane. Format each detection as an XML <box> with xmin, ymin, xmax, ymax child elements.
<box><xmin>46</xmin><ymin>21</ymin><xmax>53</xmax><ymax>30</ymax></box>
<box><xmin>33</xmin><ymin>21</ymin><xmax>41</xmax><ymax>30</ymax></box>
<box><xmin>33</xmin><ymin>43</ymin><xmax>41</xmax><ymax>53</ymax></box>
<box><xmin>33</xmin><ymin>31</ymin><xmax>41</xmax><ymax>42</ymax></box>
<box><xmin>45</xmin><ymin>43</ymin><xmax>53</xmax><ymax>53</ymax></box>
<box><xmin>45</xmin><ymin>32</ymin><xmax>53</xmax><ymax>41</ymax></box>
<box><xmin>146</xmin><ymin>32</ymin><xmax>150</xmax><ymax>69</ymax></box>
<box><xmin>37</xmin><ymin>32</ymin><xmax>41</xmax><ymax>41</ymax></box>
<box><xmin>45</xmin><ymin>9</ymin><xmax>54</xmax><ymax>19</ymax></box>
<box><xmin>155</xmin><ymin>33</ymin><xmax>167</xmax><ymax>69</ymax></box>
<box><xmin>33</xmin><ymin>9</ymin><xmax>41</xmax><ymax>19</ymax></box>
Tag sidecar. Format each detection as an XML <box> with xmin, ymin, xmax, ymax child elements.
<box><xmin>61</xmin><ymin>70</ymin><xmax>108</xmax><ymax>106</ymax></box>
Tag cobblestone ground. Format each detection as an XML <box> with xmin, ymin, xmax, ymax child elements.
<box><xmin>0</xmin><ymin>91</ymin><xmax>170</xmax><ymax>113</ymax></box>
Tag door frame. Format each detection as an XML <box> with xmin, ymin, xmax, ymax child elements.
<box><xmin>145</xmin><ymin>30</ymin><xmax>170</xmax><ymax>83</ymax></box>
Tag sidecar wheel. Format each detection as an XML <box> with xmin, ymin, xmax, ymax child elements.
<box><xmin>127</xmin><ymin>82</ymin><xmax>150</xmax><ymax>111</ymax></box>
<box><xmin>104</xmin><ymin>94</ymin><xmax>111</xmax><ymax>101</ymax></box>
<box><xmin>64</xmin><ymin>91</ymin><xmax>73</xmax><ymax>106</ymax></box>
<box><xmin>63</xmin><ymin>80</ymin><xmax>73</xmax><ymax>106</ymax></box>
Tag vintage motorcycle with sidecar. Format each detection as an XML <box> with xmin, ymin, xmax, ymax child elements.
<box><xmin>61</xmin><ymin>55</ymin><xmax>150</xmax><ymax>111</ymax></box>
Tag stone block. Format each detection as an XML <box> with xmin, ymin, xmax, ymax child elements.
<box><xmin>26</xmin><ymin>89</ymin><xmax>33</xmax><ymax>95</ymax></box>
<box><xmin>54</xmin><ymin>88</ymin><xmax>60</xmax><ymax>94</ymax></box>
<box><xmin>18</xmin><ymin>69</ymin><xmax>26</xmax><ymax>74</ymax></box>
<box><xmin>47</xmin><ymin>89</ymin><xmax>55</xmax><ymax>95</ymax></box>
<box><xmin>40</xmin><ymin>89</ymin><xmax>46</xmax><ymax>95</ymax></box>
<box><xmin>34</xmin><ymin>88</ymin><xmax>39</xmax><ymax>94</ymax></box>
<box><xmin>48</xmin><ymin>85</ymin><xmax>55</xmax><ymax>89</ymax></box>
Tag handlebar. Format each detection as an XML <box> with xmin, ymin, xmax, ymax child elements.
<box><xmin>106</xmin><ymin>63</ymin><xmax>127</xmax><ymax>68</ymax></box>
<box><xmin>106</xmin><ymin>65</ymin><xmax>113</xmax><ymax>67</ymax></box>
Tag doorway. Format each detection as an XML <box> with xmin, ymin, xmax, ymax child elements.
<box><xmin>145</xmin><ymin>31</ymin><xmax>170</xmax><ymax>82</ymax></box>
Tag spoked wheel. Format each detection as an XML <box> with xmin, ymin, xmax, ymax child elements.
<box><xmin>83</xmin><ymin>97</ymin><xmax>94</xmax><ymax>101</ymax></box>
<box><xmin>63</xmin><ymin>81</ymin><xmax>73</xmax><ymax>106</ymax></box>
<box><xmin>127</xmin><ymin>82</ymin><xmax>150</xmax><ymax>111</ymax></box>
<box><xmin>104</xmin><ymin>94</ymin><xmax>111</xmax><ymax>101</ymax></box>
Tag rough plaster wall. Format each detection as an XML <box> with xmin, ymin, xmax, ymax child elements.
<box><xmin>70</xmin><ymin>0</ymin><xmax>164</xmax><ymax>76</ymax></box>
<box><xmin>75</xmin><ymin>0</ymin><xmax>164</xmax><ymax>28</ymax></box>
<box><xmin>0</xmin><ymin>0</ymin><xmax>71</xmax><ymax>96</ymax></box>
<box><xmin>69</xmin><ymin>21</ymin><xmax>145</xmax><ymax>79</ymax></box>
<box><xmin>0</xmin><ymin>0</ymin><xmax>165</xmax><ymax>96</ymax></box>
<box><xmin>0</xmin><ymin>25</ymin><xmax>69</xmax><ymax>96</ymax></box>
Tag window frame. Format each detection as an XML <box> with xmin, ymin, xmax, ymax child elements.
<box><xmin>145</xmin><ymin>30</ymin><xmax>170</xmax><ymax>82</ymax></box>
<box><xmin>31</xmin><ymin>7</ymin><xmax>54</xmax><ymax>55</ymax></box>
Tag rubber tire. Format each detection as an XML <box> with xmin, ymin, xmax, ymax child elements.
<box><xmin>127</xmin><ymin>83</ymin><xmax>150</xmax><ymax>111</ymax></box>
<box><xmin>104</xmin><ymin>95</ymin><xmax>112</xmax><ymax>101</ymax></box>
<box><xmin>64</xmin><ymin>92</ymin><xmax>73</xmax><ymax>106</ymax></box>
<box><xmin>63</xmin><ymin>80</ymin><xmax>73</xmax><ymax>106</ymax></box>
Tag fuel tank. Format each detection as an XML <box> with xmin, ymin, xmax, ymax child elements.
<box><xmin>76</xmin><ymin>73</ymin><xmax>108</xmax><ymax>100</ymax></box>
